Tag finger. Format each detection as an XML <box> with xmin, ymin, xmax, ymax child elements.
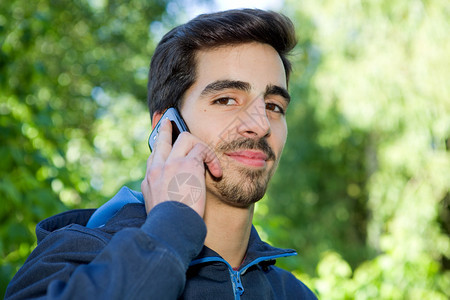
<box><xmin>152</xmin><ymin>119</ymin><xmax>173</xmax><ymax>164</ymax></box>
<box><xmin>145</xmin><ymin>153</ymin><xmax>154</xmax><ymax>170</ymax></box>
<box><xmin>142</xmin><ymin>154</ymin><xmax>154</xmax><ymax>193</ymax></box>
<box><xmin>167</xmin><ymin>132</ymin><xmax>217</xmax><ymax>162</ymax></box>
<box><xmin>166</xmin><ymin>133</ymin><xmax>222</xmax><ymax>177</ymax></box>
<box><xmin>140</xmin><ymin>179</ymin><xmax>152</xmax><ymax>214</ymax></box>
<box><xmin>166</xmin><ymin>132</ymin><xmax>196</xmax><ymax>160</ymax></box>
<box><xmin>187</xmin><ymin>143</ymin><xmax>223</xmax><ymax>178</ymax></box>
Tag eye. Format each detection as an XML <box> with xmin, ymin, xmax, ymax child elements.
<box><xmin>212</xmin><ymin>97</ymin><xmax>238</xmax><ymax>106</ymax></box>
<box><xmin>266</xmin><ymin>103</ymin><xmax>285</xmax><ymax>115</ymax></box>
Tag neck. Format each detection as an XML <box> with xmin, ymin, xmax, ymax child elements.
<box><xmin>203</xmin><ymin>195</ymin><xmax>254</xmax><ymax>269</ymax></box>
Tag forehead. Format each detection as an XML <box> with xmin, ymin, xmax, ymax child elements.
<box><xmin>193</xmin><ymin>43</ymin><xmax>287</xmax><ymax>92</ymax></box>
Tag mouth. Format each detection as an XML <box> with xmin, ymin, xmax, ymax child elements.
<box><xmin>225</xmin><ymin>150</ymin><xmax>269</xmax><ymax>168</ymax></box>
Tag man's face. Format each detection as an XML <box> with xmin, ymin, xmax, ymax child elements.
<box><xmin>180</xmin><ymin>42</ymin><xmax>289</xmax><ymax>207</ymax></box>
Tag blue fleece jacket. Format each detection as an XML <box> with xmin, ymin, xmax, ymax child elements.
<box><xmin>5</xmin><ymin>187</ymin><xmax>317</xmax><ymax>299</ymax></box>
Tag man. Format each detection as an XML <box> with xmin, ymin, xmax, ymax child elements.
<box><xmin>6</xmin><ymin>9</ymin><xmax>317</xmax><ymax>299</ymax></box>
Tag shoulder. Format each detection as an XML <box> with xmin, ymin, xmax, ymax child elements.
<box><xmin>267</xmin><ymin>266</ymin><xmax>318</xmax><ymax>299</ymax></box>
<box><xmin>36</xmin><ymin>203</ymin><xmax>147</xmax><ymax>249</ymax></box>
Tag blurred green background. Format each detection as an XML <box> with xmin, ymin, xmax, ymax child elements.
<box><xmin>1</xmin><ymin>0</ymin><xmax>449</xmax><ymax>298</ymax></box>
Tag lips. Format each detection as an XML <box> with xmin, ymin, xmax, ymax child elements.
<box><xmin>225</xmin><ymin>150</ymin><xmax>268</xmax><ymax>168</ymax></box>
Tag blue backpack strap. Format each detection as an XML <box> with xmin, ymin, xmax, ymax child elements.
<box><xmin>86</xmin><ymin>186</ymin><xmax>145</xmax><ymax>228</ymax></box>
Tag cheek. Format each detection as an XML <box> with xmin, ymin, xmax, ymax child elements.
<box><xmin>274</xmin><ymin>137</ymin><xmax>286</xmax><ymax>157</ymax></box>
<box><xmin>272</xmin><ymin>122</ymin><xmax>287</xmax><ymax>153</ymax></box>
<box><xmin>184</xmin><ymin>111</ymin><xmax>222</xmax><ymax>145</ymax></box>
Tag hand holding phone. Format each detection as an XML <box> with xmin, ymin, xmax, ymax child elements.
<box><xmin>142</xmin><ymin>107</ymin><xmax>222</xmax><ymax>218</ymax></box>
<box><xmin>148</xmin><ymin>107</ymin><xmax>189</xmax><ymax>151</ymax></box>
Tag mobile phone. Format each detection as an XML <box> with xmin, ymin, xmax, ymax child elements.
<box><xmin>148</xmin><ymin>107</ymin><xmax>189</xmax><ymax>151</ymax></box>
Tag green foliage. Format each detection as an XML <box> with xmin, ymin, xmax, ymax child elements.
<box><xmin>2</xmin><ymin>0</ymin><xmax>449</xmax><ymax>299</ymax></box>
<box><xmin>0</xmin><ymin>0</ymin><xmax>172</xmax><ymax>295</ymax></box>
<box><xmin>256</xmin><ymin>0</ymin><xmax>450</xmax><ymax>298</ymax></box>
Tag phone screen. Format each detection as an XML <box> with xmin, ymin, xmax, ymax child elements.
<box><xmin>148</xmin><ymin>107</ymin><xmax>189</xmax><ymax>151</ymax></box>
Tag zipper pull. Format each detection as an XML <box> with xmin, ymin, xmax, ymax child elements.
<box><xmin>231</xmin><ymin>272</ymin><xmax>244</xmax><ymax>297</ymax></box>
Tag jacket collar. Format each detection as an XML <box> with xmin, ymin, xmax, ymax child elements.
<box><xmin>36</xmin><ymin>200</ymin><xmax>146</xmax><ymax>244</ymax></box>
<box><xmin>191</xmin><ymin>226</ymin><xmax>297</xmax><ymax>271</ymax></box>
<box><xmin>36</xmin><ymin>208</ymin><xmax>96</xmax><ymax>243</ymax></box>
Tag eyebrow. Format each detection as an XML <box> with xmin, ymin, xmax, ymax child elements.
<box><xmin>200</xmin><ymin>80</ymin><xmax>251</xmax><ymax>96</ymax></box>
<box><xmin>264</xmin><ymin>84</ymin><xmax>291</xmax><ymax>104</ymax></box>
<box><xmin>200</xmin><ymin>79</ymin><xmax>290</xmax><ymax>103</ymax></box>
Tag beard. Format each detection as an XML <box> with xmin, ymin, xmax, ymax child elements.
<box><xmin>210</xmin><ymin>137</ymin><xmax>278</xmax><ymax>208</ymax></box>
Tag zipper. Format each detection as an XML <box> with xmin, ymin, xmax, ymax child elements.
<box><xmin>230</xmin><ymin>270</ymin><xmax>244</xmax><ymax>299</ymax></box>
<box><xmin>190</xmin><ymin>257</ymin><xmax>244</xmax><ymax>300</ymax></box>
<box><xmin>190</xmin><ymin>252</ymin><xmax>297</xmax><ymax>300</ymax></box>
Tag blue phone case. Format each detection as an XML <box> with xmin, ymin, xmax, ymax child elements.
<box><xmin>148</xmin><ymin>107</ymin><xmax>189</xmax><ymax>151</ymax></box>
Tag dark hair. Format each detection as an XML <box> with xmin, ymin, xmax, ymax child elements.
<box><xmin>147</xmin><ymin>9</ymin><xmax>297</xmax><ymax>116</ymax></box>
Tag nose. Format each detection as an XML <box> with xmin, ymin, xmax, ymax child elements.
<box><xmin>237</xmin><ymin>98</ymin><xmax>271</xmax><ymax>138</ymax></box>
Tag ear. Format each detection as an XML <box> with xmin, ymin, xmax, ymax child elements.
<box><xmin>151</xmin><ymin>112</ymin><xmax>164</xmax><ymax>130</ymax></box>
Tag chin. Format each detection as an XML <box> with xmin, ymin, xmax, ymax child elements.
<box><xmin>210</xmin><ymin>168</ymin><xmax>271</xmax><ymax>208</ymax></box>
